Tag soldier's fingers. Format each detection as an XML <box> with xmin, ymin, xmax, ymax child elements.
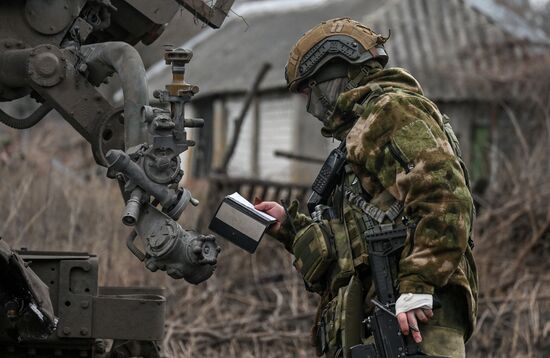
<box><xmin>423</xmin><ymin>308</ymin><xmax>434</xmax><ymax>319</ymax></box>
<box><xmin>414</xmin><ymin>308</ymin><xmax>429</xmax><ymax>323</ymax></box>
<box><xmin>397</xmin><ymin>312</ymin><xmax>409</xmax><ymax>336</ymax></box>
<box><xmin>406</xmin><ymin>311</ymin><xmax>422</xmax><ymax>343</ymax></box>
<box><xmin>254</xmin><ymin>201</ymin><xmax>275</xmax><ymax>211</ymax></box>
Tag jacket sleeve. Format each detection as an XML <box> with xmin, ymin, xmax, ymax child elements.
<box><xmin>270</xmin><ymin>199</ymin><xmax>312</xmax><ymax>253</ymax></box>
<box><xmin>347</xmin><ymin>94</ymin><xmax>474</xmax><ymax>295</ymax></box>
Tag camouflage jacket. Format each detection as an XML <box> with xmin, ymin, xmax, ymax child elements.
<box><xmin>278</xmin><ymin>67</ymin><xmax>478</xmax><ymax>337</ymax></box>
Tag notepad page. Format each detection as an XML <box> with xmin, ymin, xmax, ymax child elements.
<box><xmin>227</xmin><ymin>192</ymin><xmax>276</xmax><ymax>222</ymax></box>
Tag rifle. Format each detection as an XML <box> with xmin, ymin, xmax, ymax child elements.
<box><xmin>350</xmin><ymin>225</ymin><xmax>445</xmax><ymax>358</ymax></box>
<box><xmin>308</xmin><ymin>141</ymin><xmax>445</xmax><ymax>357</ymax></box>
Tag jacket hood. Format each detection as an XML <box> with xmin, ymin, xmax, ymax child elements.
<box><xmin>321</xmin><ymin>67</ymin><xmax>424</xmax><ymax>139</ymax></box>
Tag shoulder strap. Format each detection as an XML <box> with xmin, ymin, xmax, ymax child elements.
<box><xmin>344</xmin><ymin>188</ymin><xmax>403</xmax><ymax>229</ymax></box>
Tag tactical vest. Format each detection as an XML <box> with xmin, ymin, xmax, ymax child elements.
<box><xmin>291</xmin><ymin>85</ymin><xmax>475</xmax><ymax>357</ymax></box>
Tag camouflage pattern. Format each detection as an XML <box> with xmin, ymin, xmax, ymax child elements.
<box><xmin>275</xmin><ymin>66</ymin><xmax>478</xmax><ymax>353</ymax></box>
<box><xmin>339</xmin><ymin>67</ymin><xmax>477</xmax><ymax>336</ymax></box>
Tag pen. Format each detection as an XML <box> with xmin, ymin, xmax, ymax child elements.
<box><xmin>371</xmin><ymin>299</ymin><xmax>420</xmax><ymax>332</ymax></box>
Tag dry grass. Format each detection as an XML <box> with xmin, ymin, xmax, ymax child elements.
<box><xmin>0</xmin><ymin>101</ymin><xmax>549</xmax><ymax>356</ymax></box>
<box><xmin>466</xmin><ymin>99</ymin><xmax>550</xmax><ymax>357</ymax></box>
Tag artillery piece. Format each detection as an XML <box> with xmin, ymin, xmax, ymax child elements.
<box><xmin>0</xmin><ymin>0</ymin><xmax>235</xmax><ymax>356</ymax></box>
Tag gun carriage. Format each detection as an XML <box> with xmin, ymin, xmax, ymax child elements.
<box><xmin>0</xmin><ymin>1</ymin><xmax>235</xmax><ymax>356</ymax></box>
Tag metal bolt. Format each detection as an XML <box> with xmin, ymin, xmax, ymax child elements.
<box><xmin>80</xmin><ymin>301</ymin><xmax>89</xmax><ymax>309</ymax></box>
<box><xmin>36</xmin><ymin>52</ymin><xmax>60</xmax><ymax>77</ymax></box>
<box><xmin>62</xmin><ymin>327</ymin><xmax>71</xmax><ymax>335</ymax></box>
<box><xmin>80</xmin><ymin>328</ymin><xmax>89</xmax><ymax>336</ymax></box>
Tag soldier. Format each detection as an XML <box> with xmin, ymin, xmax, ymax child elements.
<box><xmin>255</xmin><ymin>18</ymin><xmax>478</xmax><ymax>358</ymax></box>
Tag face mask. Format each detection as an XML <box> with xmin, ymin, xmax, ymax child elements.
<box><xmin>306</xmin><ymin>77</ymin><xmax>348</xmax><ymax>123</ymax></box>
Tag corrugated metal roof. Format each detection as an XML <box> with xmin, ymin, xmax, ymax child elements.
<box><xmin>365</xmin><ymin>0</ymin><xmax>550</xmax><ymax>100</ymax></box>
<box><xmin>465</xmin><ymin>0</ymin><xmax>549</xmax><ymax>43</ymax></box>
<box><xmin>146</xmin><ymin>0</ymin><xmax>550</xmax><ymax>101</ymax></box>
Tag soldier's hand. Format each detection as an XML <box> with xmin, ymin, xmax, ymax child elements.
<box><xmin>395</xmin><ymin>293</ymin><xmax>434</xmax><ymax>343</ymax></box>
<box><xmin>396</xmin><ymin>308</ymin><xmax>433</xmax><ymax>343</ymax></box>
<box><xmin>254</xmin><ymin>201</ymin><xmax>285</xmax><ymax>232</ymax></box>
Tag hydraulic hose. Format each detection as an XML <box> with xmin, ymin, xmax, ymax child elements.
<box><xmin>0</xmin><ymin>103</ymin><xmax>53</xmax><ymax>129</ymax></box>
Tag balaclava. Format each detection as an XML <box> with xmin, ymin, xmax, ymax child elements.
<box><xmin>306</xmin><ymin>77</ymin><xmax>349</xmax><ymax>124</ymax></box>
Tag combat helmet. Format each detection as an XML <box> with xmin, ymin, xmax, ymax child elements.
<box><xmin>285</xmin><ymin>18</ymin><xmax>389</xmax><ymax>93</ymax></box>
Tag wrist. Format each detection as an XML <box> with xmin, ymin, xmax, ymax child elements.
<box><xmin>398</xmin><ymin>279</ymin><xmax>435</xmax><ymax>295</ymax></box>
<box><xmin>395</xmin><ymin>293</ymin><xmax>433</xmax><ymax>315</ymax></box>
<box><xmin>268</xmin><ymin>214</ymin><xmax>295</xmax><ymax>250</ymax></box>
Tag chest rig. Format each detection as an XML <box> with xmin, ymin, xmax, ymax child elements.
<box><xmin>305</xmin><ymin>155</ymin><xmax>410</xmax><ymax>358</ymax></box>
<box><xmin>328</xmin><ymin>164</ymin><xmax>407</xmax><ymax>289</ymax></box>
<box><xmin>302</xmin><ymin>85</ymin><xmax>476</xmax><ymax>356</ymax></box>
